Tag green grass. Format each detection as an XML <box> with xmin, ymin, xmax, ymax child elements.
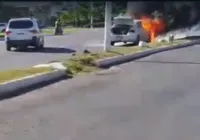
<box><xmin>0</xmin><ymin>27</ymin><xmax>86</xmax><ymax>37</ymax></box>
<box><xmin>0</xmin><ymin>32</ymin><xmax>4</xmax><ymax>37</ymax></box>
<box><xmin>0</xmin><ymin>67</ymin><xmax>53</xmax><ymax>84</ymax></box>
<box><xmin>42</xmin><ymin>27</ymin><xmax>86</xmax><ymax>35</ymax></box>
<box><xmin>62</xmin><ymin>39</ymin><xmax>189</xmax><ymax>76</ymax></box>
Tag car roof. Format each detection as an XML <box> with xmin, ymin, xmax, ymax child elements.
<box><xmin>134</xmin><ymin>20</ymin><xmax>142</xmax><ymax>22</ymax></box>
<box><xmin>114</xmin><ymin>16</ymin><xmax>132</xmax><ymax>20</ymax></box>
<box><xmin>9</xmin><ymin>17</ymin><xmax>36</xmax><ymax>22</ymax></box>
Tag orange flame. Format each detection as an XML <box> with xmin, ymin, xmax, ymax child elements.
<box><xmin>140</xmin><ymin>15</ymin><xmax>165</xmax><ymax>42</ymax></box>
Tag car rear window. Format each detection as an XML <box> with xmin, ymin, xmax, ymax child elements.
<box><xmin>9</xmin><ymin>20</ymin><xmax>33</xmax><ymax>29</ymax></box>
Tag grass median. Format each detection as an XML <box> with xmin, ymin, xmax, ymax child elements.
<box><xmin>43</xmin><ymin>27</ymin><xmax>86</xmax><ymax>35</ymax></box>
<box><xmin>0</xmin><ymin>32</ymin><xmax>4</xmax><ymax>37</ymax></box>
<box><xmin>0</xmin><ymin>39</ymin><xmax>190</xmax><ymax>83</ymax></box>
<box><xmin>63</xmin><ymin>39</ymin><xmax>190</xmax><ymax>76</ymax></box>
<box><xmin>0</xmin><ymin>27</ymin><xmax>85</xmax><ymax>37</ymax></box>
<box><xmin>0</xmin><ymin>67</ymin><xmax>52</xmax><ymax>84</ymax></box>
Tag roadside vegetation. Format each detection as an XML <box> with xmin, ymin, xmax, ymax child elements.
<box><xmin>0</xmin><ymin>67</ymin><xmax>52</xmax><ymax>84</ymax></box>
<box><xmin>0</xmin><ymin>32</ymin><xmax>4</xmax><ymax>37</ymax></box>
<box><xmin>0</xmin><ymin>39</ymin><xmax>190</xmax><ymax>83</ymax></box>
<box><xmin>63</xmin><ymin>39</ymin><xmax>189</xmax><ymax>76</ymax></box>
<box><xmin>0</xmin><ymin>27</ymin><xmax>86</xmax><ymax>37</ymax></box>
<box><xmin>42</xmin><ymin>27</ymin><xmax>87</xmax><ymax>35</ymax></box>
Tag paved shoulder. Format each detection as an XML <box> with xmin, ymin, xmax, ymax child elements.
<box><xmin>0</xmin><ymin>44</ymin><xmax>200</xmax><ymax>140</ymax></box>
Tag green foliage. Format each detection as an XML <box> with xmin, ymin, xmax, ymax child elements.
<box><xmin>0</xmin><ymin>4</ymin><xmax>22</xmax><ymax>21</ymax></box>
<box><xmin>59</xmin><ymin>2</ymin><xmax>126</xmax><ymax>27</ymax></box>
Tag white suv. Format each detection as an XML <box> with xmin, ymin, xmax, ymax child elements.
<box><xmin>5</xmin><ymin>17</ymin><xmax>44</xmax><ymax>51</ymax></box>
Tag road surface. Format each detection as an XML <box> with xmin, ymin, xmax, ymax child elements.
<box><xmin>0</xmin><ymin>44</ymin><xmax>200</xmax><ymax>140</ymax></box>
<box><xmin>0</xmin><ymin>28</ymin><xmax>104</xmax><ymax>70</ymax></box>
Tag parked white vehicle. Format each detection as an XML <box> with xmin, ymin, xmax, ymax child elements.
<box><xmin>0</xmin><ymin>22</ymin><xmax>7</xmax><ymax>32</ymax></box>
<box><xmin>110</xmin><ymin>16</ymin><xmax>150</xmax><ymax>46</ymax></box>
<box><xmin>5</xmin><ymin>17</ymin><xmax>44</xmax><ymax>51</ymax></box>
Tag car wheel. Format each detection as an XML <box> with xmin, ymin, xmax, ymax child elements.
<box><xmin>38</xmin><ymin>37</ymin><xmax>44</xmax><ymax>49</ymax></box>
<box><xmin>111</xmin><ymin>41</ymin><xmax>115</xmax><ymax>46</ymax></box>
<box><xmin>39</xmin><ymin>42</ymin><xmax>44</xmax><ymax>49</ymax></box>
<box><xmin>6</xmin><ymin>44</ymin><xmax>11</xmax><ymax>51</ymax></box>
<box><xmin>133</xmin><ymin>35</ymin><xmax>140</xmax><ymax>45</ymax></box>
<box><xmin>34</xmin><ymin>42</ymin><xmax>40</xmax><ymax>50</ymax></box>
<box><xmin>34</xmin><ymin>38</ymin><xmax>41</xmax><ymax>50</ymax></box>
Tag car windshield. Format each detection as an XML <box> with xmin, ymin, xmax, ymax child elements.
<box><xmin>9</xmin><ymin>20</ymin><xmax>33</xmax><ymax>29</ymax></box>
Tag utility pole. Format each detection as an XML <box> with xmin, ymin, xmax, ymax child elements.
<box><xmin>103</xmin><ymin>1</ymin><xmax>112</xmax><ymax>52</ymax></box>
<box><xmin>90</xmin><ymin>1</ymin><xmax>94</xmax><ymax>28</ymax></box>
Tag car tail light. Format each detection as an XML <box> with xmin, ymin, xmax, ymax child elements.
<box><xmin>30</xmin><ymin>29</ymin><xmax>38</xmax><ymax>34</ymax></box>
<box><xmin>5</xmin><ymin>31</ymin><xmax>11</xmax><ymax>36</ymax></box>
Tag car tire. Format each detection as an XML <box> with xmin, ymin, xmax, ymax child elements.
<box><xmin>33</xmin><ymin>38</ymin><xmax>41</xmax><ymax>50</ymax></box>
<box><xmin>39</xmin><ymin>42</ymin><xmax>44</xmax><ymax>49</ymax></box>
<box><xmin>18</xmin><ymin>46</ymin><xmax>27</xmax><ymax>52</ymax></box>
<box><xmin>34</xmin><ymin>43</ymin><xmax>40</xmax><ymax>50</ymax></box>
<box><xmin>111</xmin><ymin>41</ymin><xmax>115</xmax><ymax>46</ymax></box>
<box><xmin>39</xmin><ymin>38</ymin><xmax>44</xmax><ymax>49</ymax></box>
<box><xmin>133</xmin><ymin>35</ymin><xmax>140</xmax><ymax>45</ymax></box>
<box><xmin>6</xmin><ymin>44</ymin><xmax>11</xmax><ymax>51</ymax></box>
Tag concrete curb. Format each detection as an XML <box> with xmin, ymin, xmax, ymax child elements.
<box><xmin>0</xmin><ymin>70</ymin><xmax>68</xmax><ymax>100</ymax></box>
<box><xmin>96</xmin><ymin>40</ymin><xmax>200</xmax><ymax>68</ymax></box>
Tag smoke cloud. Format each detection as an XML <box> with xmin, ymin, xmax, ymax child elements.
<box><xmin>127</xmin><ymin>2</ymin><xmax>200</xmax><ymax>31</ymax></box>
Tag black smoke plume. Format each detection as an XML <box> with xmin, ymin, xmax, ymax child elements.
<box><xmin>127</xmin><ymin>2</ymin><xmax>200</xmax><ymax>32</ymax></box>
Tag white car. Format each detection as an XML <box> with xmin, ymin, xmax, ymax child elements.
<box><xmin>110</xmin><ymin>16</ymin><xmax>149</xmax><ymax>46</ymax></box>
<box><xmin>5</xmin><ymin>17</ymin><xmax>44</xmax><ymax>51</ymax></box>
<box><xmin>0</xmin><ymin>22</ymin><xmax>7</xmax><ymax>32</ymax></box>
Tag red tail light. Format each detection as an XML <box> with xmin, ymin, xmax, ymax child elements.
<box><xmin>5</xmin><ymin>31</ymin><xmax>11</xmax><ymax>36</ymax></box>
<box><xmin>30</xmin><ymin>29</ymin><xmax>38</xmax><ymax>34</ymax></box>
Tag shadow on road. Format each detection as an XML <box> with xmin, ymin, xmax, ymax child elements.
<box><xmin>135</xmin><ymin>60</ymin><xmax>200</xmax><ymax>65</ymax></box>
<box><xmin>40</xmin><ymin>47</ymin><xmax>76</xmax><ymax>53</ymax></box>
<box><xmin>17</xmin><ymin>47</ymin><xmax>76</xmax><ymax>54</ymax></box>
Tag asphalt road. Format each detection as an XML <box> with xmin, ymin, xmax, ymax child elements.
<box><xmin>1</xmin><ymin>44</ymin><xmax>200</xmax><ymax>140</ymax></box>
<box><xmin>0</xmin><ymin>28</ymin><xmax>104</xmax><ymax>70</ymax></box>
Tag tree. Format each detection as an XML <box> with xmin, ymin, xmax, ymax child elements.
<box><xmin>59</xmin><ymin>2</ymin><xmax>126</xmax><ymax>27</ymax></box>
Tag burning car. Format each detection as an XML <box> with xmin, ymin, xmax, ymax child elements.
<box><xmin>110</xmin><ymin>15</ymin><xmax>150</xmax><ymax>46</ymax></box>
